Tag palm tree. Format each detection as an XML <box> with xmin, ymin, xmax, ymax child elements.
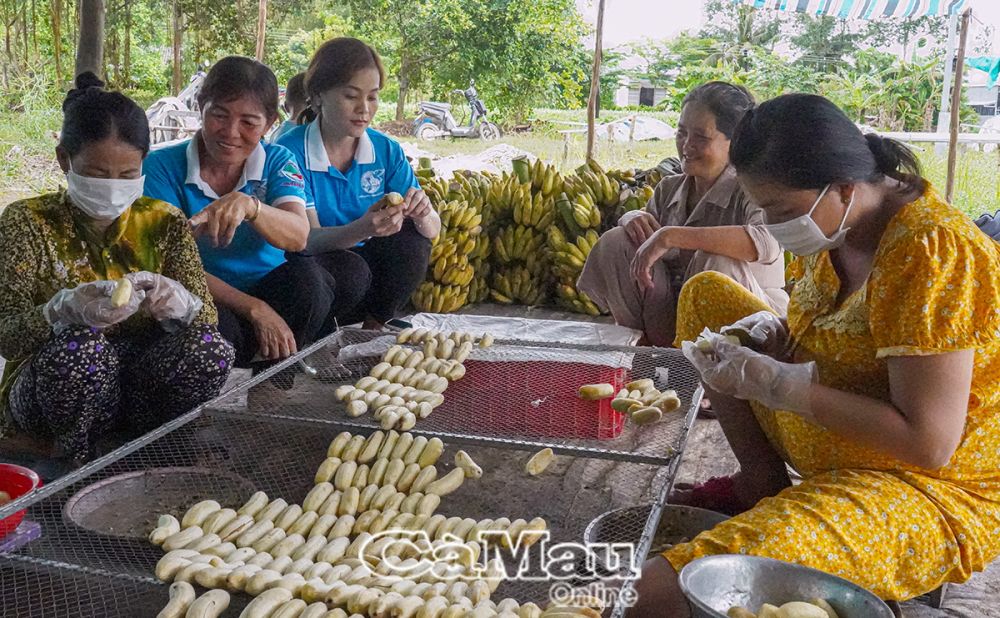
<box><xmin>702</xmin><ymin>2</ymin><xmax>781</xmax><ymax>70</ymax></box>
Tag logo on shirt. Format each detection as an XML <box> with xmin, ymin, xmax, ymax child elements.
<box><xmin>279</xmin><ymin>161</ymin><xmax>305</xmax><ymax>188</ymax></box>
<box><xmin>361</xmin><ymin>169</ymin><xmax>385</xmax><ymax>195</ymax></box>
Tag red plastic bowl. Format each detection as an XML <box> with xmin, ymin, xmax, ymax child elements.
<box><xmin>0</xmin><ymin>463</ymin><xmax>42</xmax><ymax>539</ymax></box>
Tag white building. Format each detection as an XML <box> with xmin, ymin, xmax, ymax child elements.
<box><xmin>614</xmin><ymin>78</ymin><xmax>669</xmax><ymax>108</ymax></box>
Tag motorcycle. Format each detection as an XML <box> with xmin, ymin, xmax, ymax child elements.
<box><xmin>413</xmin><ymin>80</ymin><xmax>501</xmax><ymax>141</ymax></box>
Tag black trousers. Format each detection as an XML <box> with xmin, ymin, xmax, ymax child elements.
<box><xmin>314</xmin><ymin>219</ymin><xmax>431</xmax><ymax>324</ymax></box>
<box><xmin>216</xmin><ymin>252</ymin><xmax>370</xmax><ymax>367</ymax></box>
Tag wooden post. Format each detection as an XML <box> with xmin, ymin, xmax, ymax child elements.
<box><xmin>946</xmin><ymin>8</ymin><xmax>971</xmax><ymax>202</ymax></box>
<box><xmin>629</xmin><ymin>114</ymin><xmax>637</xmax><ymax>142</ymax></box>
<box><xmin>74</xmin><ymin>0</ymin><xmax>104</xmax><ymax>78</ymax></box>
<box><xmin>123</xmin><ymin>0</ymin><xmax>131</xmax><ymax>84</ymax></box>
<box><xmin>585</xmin><ymin>0</ymin><xmax>606</xmax><ymax>164</ymax></box>
<box><xmin>255</xmin><ymin>0</ymin><xmax>267</xmax><ymax>61</ymax></box>
<box><xmin>171</xmin><ymin>0</ymin><xmax>181</xmax><ymax>95</ymax></box>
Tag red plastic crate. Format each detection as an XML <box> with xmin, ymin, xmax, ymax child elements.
<box><xmin>435</xmin><ymin>359</ymin><xmax>629</xmax><ymax>440</ymax></box>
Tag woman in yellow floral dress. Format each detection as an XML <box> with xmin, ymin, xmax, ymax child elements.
<box><xmin>627</xmin><ymin>93</ymin><xmax>1000</xmax><ymax>616</ymax></box>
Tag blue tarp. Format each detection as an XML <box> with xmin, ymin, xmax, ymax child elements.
<box><xmin>968</xmin><ymin>56</ymin><xmax>1000</xmax><ymax>89</ymax></box>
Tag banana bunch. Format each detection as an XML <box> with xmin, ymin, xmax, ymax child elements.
<box><xmin>579</xmin><ymin>170</ymin><xmax>621</xmax><ymax>209</ymax></box>
<box><xmin>608</xmin><ymin>167</ymin><xmax>638</xmax><ymax>186</ymax></box>
<box><xmin>437</xmin><ymin>199</ymin><xmax>483</xmax><ymax>233</ymax></box>
<box><xmin>490</xmin><ymin>265</ymin><xmax>547</xmax><ymax>306</ymax></box>
<box><xmin>513</xmin><ymin>190</ymin><xmax>556</xmax><ymax>231</ymax></box>
<box><xmin>492</xmin><ymin>224</ymin><xmax>546</xmax><ymax>264</ymax></box>
<box><xmin>554</xmin><ymin>278</ymin><xmax>602</xmax><ymax>316</ymax></box>
<box><xmin>430</xmin><ymin>235</ymin><xmax>477</xmax><ymax>265</ymax></box>
<box><xmin>469</xmin><ymin>234</ymin><xmax>490</xmax><ymax>262</ymax></box>
<box><xmin>554</xmin><ymin>192</ymin><xmax>601</xmax><ymax>237</ymax></box>
<box><xmin>486</xmin><ymin>173</ymin><xmax>530</xmax><ymax>224</ymax></box>
<box><xmin>562</xmin><ymin>160</ymin><xmax>621</xmax><ymax>209</ymax></box>
<box><xmin>419</xmin><ymin>175</ymin><xmax>489</xmax><ymax>314</ymax></box>
<box><xmin>528</xmin><ymin>158</ymin><xmax>564</xmax><ymax>198</ymax></box>
<box><xmin>468</xmin><ymin>270</ymin><xmax>490</xmax><ymax>304</ymax></box>
<box><xmin>548</xmin><ymin>226</ymin><xmax>599</xmax><ymax>276</ymax></box>
<box><xmin>431</xmin><ymin>253</ymin><xmax>475</xmax><ymax>287</ymax></box>
<box><xmin>421</xmin><ymin>175</ymin><xmax>451</xmax><ymax>205</ymax></box>
<box><xmin>448</xmin><ymin>172</ymin><xmax>491</xmax><ymax>214</ymax></box>
<box><xmin>618</xmin><ymin>184</ymin><xmax>653</xmax><ymax>214</ymax></box>
<box><xmin>412</xmin><ymin>281</ymin><xmax>469</xmax><ymax>313</ymax></box>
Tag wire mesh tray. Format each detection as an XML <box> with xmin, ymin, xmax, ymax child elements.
<box><xmin>221</xmin><ymin>329</ymin><xmax>703</xmax><ymax>466</ymax></box>
<box><xmin>0</xmin><ymin>328</ymin><xmax>703</xmax><ymax>616</ymax></box>
<box><xmin>0</xmin><ymin>407</ymin><xmax>695</xmax><ymax>616</ymax></box>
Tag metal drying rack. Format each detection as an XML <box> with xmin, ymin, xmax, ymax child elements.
<box><xmin>0</xmin><ymin>328</ymin><xmax>703</xmax><ymax>617</ymax></box>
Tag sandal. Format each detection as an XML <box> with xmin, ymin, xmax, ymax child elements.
<box><xmin>698</xmin><ymin>397</ymin><xmax>716</xmax><ymax>419</ymax></box>
<box><xmin>669</xmin><ymin>475</ymin><xmax>745</xmax><ymax>516</ymax></box>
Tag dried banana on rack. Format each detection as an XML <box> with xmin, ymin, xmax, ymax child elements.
<box><xmin>609</xmin><ymin>377</ymin><xmax>682</xmax><ymax>426</ymax></box>
<box><xmin>577</xmin><ymin>383</ymin><xmax>615</xmax><ymax>401</ymax></box>
<box><xmin>146</xmin><ymin>424</ymin><xmax>562</xmax><ymax>618</ymax></box>
<box><xmin>333</xmin><ymin>328</ymin><xmax>476</xmax><ymax>425</ymax></box>
<box><xmin>156</xmin><ymin>581</ymin><xmax>195</xmax><ymax>618</ymax></box>
<box><xmin>316</xmin><ymin>433</ymin><xmax>445</xmax><ymax>484</ymax></box>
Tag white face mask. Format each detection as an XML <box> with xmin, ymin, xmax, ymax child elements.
<box><xmin>66</xmin><ymin>169</ymin><xmax>145</xmax><ymax>221</ymax></box>
<box><xmin>765</xmin><ymin>184</ymin><xmax>855</xmax><ymax>256</ymax></box>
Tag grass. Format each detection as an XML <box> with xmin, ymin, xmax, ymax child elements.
<box><xmin>398</xmin><ymin>132</ymin><xmax>676</xmax><ymax>175</ymax></box>
<box><xmin>0</xmin><ymin>110</ymin><xmax>63</xmax><ymax>204</ymax></box>
<box><xmin>916</xmin><ymin>148</ymin><xmax>1000</xmax><ymax>219</ymax></box>
<box><xmin>0</xmin><ymin>105</ymin><xmax>997</xmax><ymax>220</ymax></box>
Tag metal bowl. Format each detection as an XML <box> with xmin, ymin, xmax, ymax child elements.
<box><xmin>579</xmin><ymin>504</ymin><xmax>729</xmax><ymax>581</ymax></box>
<box><xmin>64</xmin><ymin>467</ymin><xmax>255</xmax><ymax>539</ymax></box>
<box><xmin>679</xmin><ymin>555</ymin><xmax>894</xmax><ymax>618</ymax></box>
<box><xmin>584</xmin><ymin>503</ymin><xmax>729</xmax><ymax>549</ymax></box>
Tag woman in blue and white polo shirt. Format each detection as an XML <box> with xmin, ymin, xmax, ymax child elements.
<box><xmin>278</xmin><ymin>38</ymin><xmax>441</xmax><ymax>329</ymax></box>
<box><xmin>144</xmin><ymin>56</ymin><xmax>367</xmax><ymax>370</ymax></box>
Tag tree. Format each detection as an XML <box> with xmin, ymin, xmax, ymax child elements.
<box><xmin>861</xmin><ymin>16</ymin><xmax>946</xmax><ymax>61</ymax></box>
<box><xmin>821</xmin><ymin>49</ymin><xmax>944</xmax><ymax>131</ymax></box>
<box><xmin>790</xmin><ymin>14</ymin><xmax>858</xmax><ymax>72</ymax></box>
<box><xmin>440</xmin><ymin>0</ymin><xmax>583</xmax><ymax>122</ymax></box>
<box><xmin>701</xmin><ymin>0</ymin><xmax>782</xmax><ymax>70</ymax></box>
<box><xmin>75</xmin><ymin>0</ymin><xmax>104</xmax><ymax>77</ymax></box>
<box><xmin>346</xmin><ymin>0</ymin><xmax>468</xmax><ymax>122</ymax></box>
<box><xmin>347</xmin><ymin>0</ymin><xmax>584</xmax><ymax>123</ymax></box>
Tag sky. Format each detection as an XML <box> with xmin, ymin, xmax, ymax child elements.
<box><xmin>578</xmin><ymin>0</ymin><xmax>1000</xmax><ymax>49</ymax></box>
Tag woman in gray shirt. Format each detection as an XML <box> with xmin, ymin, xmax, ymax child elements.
<box><xmin>578</xmin><ymin>82</ymin><xmax>787</xmax><ymax>346</ymax></box>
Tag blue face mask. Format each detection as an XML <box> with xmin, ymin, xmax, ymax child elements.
<box><xmin>764</xmin><ymin>184</ymin><xmax>855</xmax><ymax>256</ymax></box>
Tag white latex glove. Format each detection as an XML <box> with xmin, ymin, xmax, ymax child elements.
<box><xmin>682</xmin><ymin>331</ymin><xmax>817</xmax><ymax>416</ymax></box>
<box><xmin>42</xmin><ymin>280</ymin><xmax>145</xmax><ymax>332</ymax></box>
<box><xmin>126</xmin><ymin>271</ymin><xmax>203</xmax><ymax>332</ymax></box>
<box><xmin>720</xmin><ymin>311</ymin><xmax>790</xmax><ymax>359</ymax></box>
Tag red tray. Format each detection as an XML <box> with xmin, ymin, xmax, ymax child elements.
<box><xmin>436</xmin><ymin>359</ymin><xmax>628</xmax><ymax>440</ymax></box>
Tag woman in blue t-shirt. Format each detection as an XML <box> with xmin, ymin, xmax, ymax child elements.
<box><xmin>145</xmin><ymin>57</ymin><xmax>365</xmax><ymax>371</ymax></box>
<box><xmin>277</xmin><ymin>38</ymin><xmax>441</xmax><ymax>329</ymax></box>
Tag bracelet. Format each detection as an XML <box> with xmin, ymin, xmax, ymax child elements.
<box><xmin>245</xmin><ymin>196</ymin><xmax>262</xmax><ymax>222</ymax></box>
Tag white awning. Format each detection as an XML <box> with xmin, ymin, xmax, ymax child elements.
<box><xmin>731</xmin><ymin>0</ymin><xmax>966</xmax><ymax>19</ymax></box>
